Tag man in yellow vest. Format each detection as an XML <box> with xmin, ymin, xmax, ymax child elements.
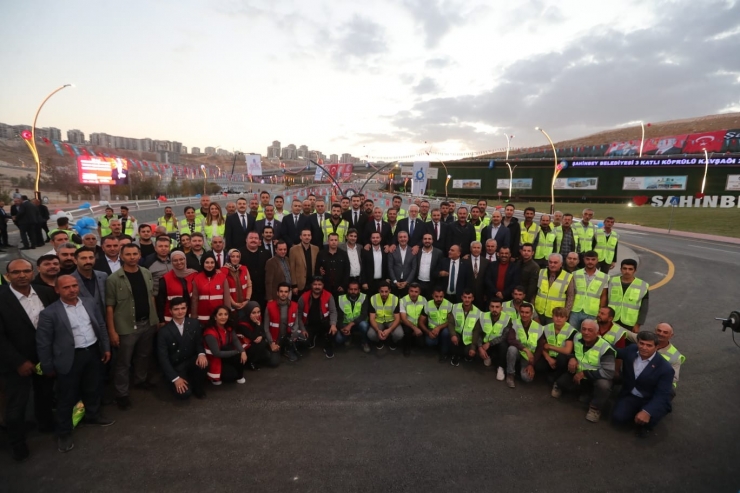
<box><xmin>322</xmin><ymin>203</ymin><xmax>349</xmax><ymax>244</ymax></box>
<box><xmin>399</xmin><ymin>283</ymin><xmax>427</xmax><ymax>357</ymax></box>
<box><xmin>97</xmin><ymin>207</ymin><xmax>117</xmax><ymax>237</ymax></box>
<box><xmin>572</xmin><ymin>208</ymin><xmax>596</xmax><ymax>263</ymax></box>
<box><xmin>367</xmin><ymin>281</ymin><xmax>402</xmax><ymax>351</ymax></box>
<box><xmin>541</xmin><ymin>306</ymin><xmax>577</xmax><ymax>388</ymax></box>
<box><xmin>569</xmin><ymin>250</ymin><xmax>609</xmax><ymax>330</ymax></box>
<box><xmin>118</xmin><ymin>206</ymin><xmax>137</xmax><ymax>239</ymax></box>
<box><xmin>608</xmin><ymin>259</ymin><xmax>649</xmax><ymax>334</ymax></box>
<box><xmin>157</xmin><ymin>206</ymin><xmax>178</xmax><ymax>234</ymax></box>
<box><xmin>555</xmin><ymin>319</ymin><xmax>615</xmax><ymax>423</ymax></box>
<box><xmin>256</xmin><ymin>191</ymin><xmax>271</xmax><ymax>221</ymax></box>
<box><xmin>534</xmin><ymin>214</ymin><xmax>558</xmax><ymax>268</ymax></box>
<box><xmin>469</xmin><ymin>206</ymin><xmax>485</xmax><ymax>243</ymax></box>
<box><xmin>447</xmin><ymin>289</ymin><xmax>480</xmax><ymax>367</ymax></box>
<box><xmin>504</xmin><ymin>302</ymin><xmax>543</xmax><ymax>388</ymax></box>
<box><xmin>534</xmin><ymin>253</ymin><xmax>574</xmax><ymax>325</ymax></box>
<box><xmin>336</xmin><ymin>280</ymin><xmax>369</xmax><ymax>353</ymax></box>
<box><xmin>475</xmin><ymin>297</ymin><xmax>512</xmax><ymax>381</ymax></box>
<box><xmin>655</xmin><ymin>322</ymin><xmax>685</xmax><ymax>395</ymax></box>
<box><xmin>383</xmin><ymin>195</ymin><xmax>407</xmax><ymax>222</ymax></box>
<box><xmin>519</xmin><ymin>207</ymin><xmax>540</xmax><ymax>248</ymax></box>
<box><xmin>595</xmin><ymin>216</ymin><xmax>619</xmax><ymax>274</ymax></box>
<box><xmin>420</xmin><ymin>287</ymin><xmax>453</xmax><ymax>362</ymax></box>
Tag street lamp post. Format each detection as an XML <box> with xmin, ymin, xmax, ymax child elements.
<box><xmin>445</xmin><ymin>174</ymin><xmax>452</xmax><ymax>198</ymax></box>
<box><xmin>535</xmin><ymin>126</ymin><xmax>560</xmax><ymax>214</ymax></box>
<box><xmin>639</xmin><ymin>121</ymin><xmax>646</xmax><ymax>157</ymax></box>
<box><xmin>504</xmin><ymin>134</ymin><xmax>516</xmax><ymax>199</ymax></box>
<box><xmin>701</xmin><ymin>148</ymin><xmax>710</xmax><ymax>196</ymax></box>
<box><xmin>200</xmin><ymin>164</ymin><xmax>207</xmax><ymax>195</ymax></box>
<box><xmin>299</xmin><ymin>157</ymin><xmax>345</xmax><ymax>195</ymax></box>
<box><xmin>357</xmin><ymin>162</ymin><xmax>399</xmax><ymax>193</ymax></box>
<box><xmin>20</xmin><ymin>84</ymin><xmax>72</xmax><ymax>200</ymax></box>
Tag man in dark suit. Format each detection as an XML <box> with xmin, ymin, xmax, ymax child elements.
<box><xmin>16</xmin><ymin>195</ymin><xmax>42</xmax><ymax>249</ymax></box>
<box><xmin>438</xmin><ymin>244</ymin><xmax>471</xmax><ymax>303</ymax></box>
<box><xmin>72</xmin><ymin>246</ymin><xmax>109</xmax><ymax>319</ymax></box>
<box><xmin>0</xmin><ymin>259</ymin><xmax>57</xmax><ymax>461</ymax></box>
<box><xmin>254</xmin><ymin>205</ymin><xmax>283</xmax><ymax>240</ymax></box>
<box><xmin>342</xmin><ymin>195</ymin><xmax>368</xmax><ymax>241</ymax></box>
<box><xmin>93</xmin><ymin>236</ymin><xmax>121</xmax><ymax>275</ymax></box>
<box><xmin>157</xmin><ymin>297</ymin><xmax>207</xmax><ymax>400</ymax></box>
<box><xmin>426</xmin><ymin>208</ymin><xmax>450</xmax><ymax>255</ymax></box>
<box><xmin>484</xmin><ymin>246</ymin><xmax>520</xmax><ymax>302</ymax></box>
<box><xmin>363</xmin><ymin>207</ymin><xmax>393</xmax><ymax>248</ymax></box>
<box><xmin>361</xmin><ymin>231</ymin><xmax>389</xmax><ymax>295</ymax></box>
<box><xmin>281</xmin><ymin>200</ymin><xmax>309</xmax><ymax>248</ymax></box>
<box><xmin>481</xmin><ymin>210</ymin><xmax>511</xmax><ymax>250</ymax></box>
<box><xmin>463</xmin><ymin>240</ymin><xmax>489</xmax><ymax>309</ymax></box>
<box><xmin>387</xmin><ymin>231</ymin><xmax>417</xmax><ymax>298</ymax></box>
<box><xmin>448</xmin><ymin>206</ymin><xmax>476</xmax><ymax>257</ymax></box>
<box><xmin>395</xmin><ymin>204</ymin><xmax>425</xmax><ymax>249</ymax></box>
<box><xmin>307</xmin><ymin>198</ymin><xmax>327</xmax><ymax>247</ymax></box>
<box><xmin>612</xmin><ymin>331</ymin><xmax>675</xmax><ymax>437</ymax></box>
<box><xmin>224</xmin><ymin>197</ymin><xmax>255</xmax><ymax>251</ymax></box>
<box><xmin>414</xmin><ymin>232</ymin><xmax>443</xmax><ymax>299</ymax></box>
<box><xmin>36</xmin><ymin>275</ymin><xmax>114</xmax><ymax>453</ymax></box>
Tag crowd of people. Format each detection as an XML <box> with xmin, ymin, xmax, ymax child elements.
<box><xmin>0</xmin><ymin>191</ymin><xmax>685</xmax><ymax>462</ymax></box>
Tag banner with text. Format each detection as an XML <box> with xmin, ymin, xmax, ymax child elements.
<box><xmin>553</xmin><ymin>177</ymin><xmax>598</xmax><ymax>190</ymax></box>
<box><xmin>246</xmin><ymin>154</ymin><xmax>262</xmax><ymax>176</ymax></box>
<box><xmin>622</xmin><ymin>176</ymin><xmax>688</xmax><ymax>190</ymax></box>
<box><xmin>452</xmin><ymin>179</ymin><xmax>481</xmax><ymax>189</ymax></box>
<box><xmin>497</xmin><ymin>178</ymin><xmax>533</xmax><ymax>189</ymax></box>
<box><xmin>725</xmin><ymin>175</ymin><xmax>740</xmax><ymax>191</ymax></box>
<box><xmin>412</xmin><ymin>161</ymin><xmax>430</xmax><ymax>195</ymax></box>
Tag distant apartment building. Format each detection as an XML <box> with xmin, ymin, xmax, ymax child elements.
<box><xmin>281</xmin><ymin>144</ymin><xmax>297</xmax><ymax>160</ymax></box>
<box><xmin>329</xmin><ymin>154</ymin><xmax>338</xmax><ymax>164</ymax></box>
<box><xmin>35</xmin><ymin>127</ymin><xmax>62</xmax><ymax>141</ymax></box>
<box><xmin>204</xmin><ymin>146</ymin><xmax>216</xmax><ymax>156</ymax></box>
<box><xmin>67</xmin><ymin>129</ymin><xmax>85</xmax><ymax>144</ymax></box>
<box><xmin>216</xmin><ymin>148</ymin><xmax>232</xmax><ymax>157</ymax></box>
<box><xmin>340</xmin><ymin>153</ymin><xmax>352</xmax><ymax>163</ymax></box>
<box><xmin>90</xmin><ymin>132</ymin><xmax>114</xmax><ymax>147</ymax></box>
<box><xmin>191</xmin><ymin>147</ymin><xmax>201</xmax><ymax>155</ymax></box>
<box><xmin>158</xmin><ymin>150</ymin><xmax>180</xmax><ymax>164</ymax></box>
<box><xmin>267</xmin><ymin>140</ymin><xmax>281</xmax><ymax>158</ymax></box>
<box><xmin>297</xmin><ymin>145</ymin><xmax>309</xmax><ymax>159</ymax></box>
<box><xmin>181</xmin><ymin>146</ymin><xmax>188</xmax><ymax>154</ymax></box>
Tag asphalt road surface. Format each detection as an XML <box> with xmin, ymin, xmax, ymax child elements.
<box><xmin>1</xmin><ymin>212</ymin><xmax>739</xmax><ymax>493</ymax></box>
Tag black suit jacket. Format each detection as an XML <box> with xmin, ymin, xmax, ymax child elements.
<box><xmin>463</xmin><ymin>257</ymin><xmax>490</xmax><ymax>305</ymax></box>
<box><xmin>415</xmin><ymin>247</ymin><xmax>444</xmax><ymax>283</ymax></box>
<box><xmin>481</xmin><ymin>223</ymin><xmax>511</xmax><ymax>249</ymax></box>
<box><xmin>447</xmin><ymin>221</ymin><xmax>476</xmax><ymax>257</ymax></box>
<box><xmin>616</xmin><ymin>346</ymin><xmax>675</xmax><ymax>417</ymax></box>
<box><xmin>439</xmin><ymin>257</ymin><xmax>471</xmax><ymax>302</ymax></box>
<box><xmin>307</xmin><ymin>213</ymin><xmax>327</xmax><ymax>247</ymax></box>
<box><xmin>16</xmin><ymin>200</ymin><xmax>41</xmax><ymax>227</ymax></box>
<box><xmin>395</xmin><ymin>217</ymin><xmax>425</xmax><ymax>248</ymax></box>
<box><xmin>282</xmin><ymin>213</ymin><xmax>310</xmax><ymax>248</ymax></box>
<box><xmin>224</xmin><ymin>212</ymin><xmax>256</xmax><ymax>251</ymax></box>
<box><xmin>157</xmin><ymin>318</ymin><xmax>205</xmax><ymax>382</ymax></box>
<box><xmin>342</xmin><ymin>209</ymin><xmax>368</xmax><ymax>239</ymax></box>
<box><xmin>363</xmin><ymin>220</ymin><xmax>393</xmax><ymax>247</ymax></box>
<box><xmin>361</xmin><ymin>246</ymin><xmax>389</xmax><ymax>285</ymax></box>
<box><xmin>93</xmin><ymin>256</ymin><xmax>120</xmax><ymax>276</ymax></box>
<box><xmin>186</xmin><ymin>251</ymin><xmax>205</xmax><ymax>272</ymax></box>
<box><xmin>0</xmin><ymin>284</ymin><xmax>57</xmax><ymax>372</ymax></box>
<box><xmin>505</xmin><ymin>217</ymin><xmax>521</xmax><ymax>257</ymax></box>
<box><xmin>426</xmin><ymin>221</ymin><xmax>451</xmax><ymax>254</ymax></box>
<box><xmin>484</xmin><ymin>261</ymin><xmax>521</xmax><ymax>301</ymax></box>
<box><xmin>255</xmin><ymin>218</ymin><xmax>282</xmax><ymax>241</ymax></box>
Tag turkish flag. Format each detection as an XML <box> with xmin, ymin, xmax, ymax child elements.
<box><xmin>682</xmin><ymin>130</ymin><xmax>726</xmax><ymax>153</ymax></box>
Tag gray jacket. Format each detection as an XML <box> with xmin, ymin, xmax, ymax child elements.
<box><xmin>71</xmin><ymin>269</ymin><xmax>108</xmax><ymax>319</ymax></box>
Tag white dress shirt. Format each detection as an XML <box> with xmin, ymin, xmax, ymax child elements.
<box><xmin>62</xmin><ymin>298</ymin><xmax>98</xmax><ymax>348</ymax></box>
<box><xmin>418</xmin><ymin>248</ymin><xmax>433</xmax><ymax>282</ymax></box>
<box><xmin>175</xmin><ymin>320</ymin><xmax>185</xmax><ymax>336</ymax></box>
<box><xmin>372</xmin><ymin>246</ymin><xmax>383</xmax><ymax>279</ymax></box>
<box><xmin>486</xmin><ymin>252</ymin><xmax>497</xmax><ymax>262</ymax></box>
<box><xmin>107</xmin><ymin>256</ymin><xmax>121</xmax><ymax>273</ymax></box>
<box><xmin>631</xmin><ymin>351</ymin><xmax>657</xmax><ymax>398</ymax></box>
<box><xmin>10</xmin><ymin>285</ymin><xmax>44</xmax><ymax>329</ymax></box>
<box><xmin>346</xmin><ymin>244</ymin><xmax>362</xmax><ymax>277</ymax></box>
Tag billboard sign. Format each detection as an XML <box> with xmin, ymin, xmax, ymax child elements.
<box><xmin>622</xmin><ymin>176</ymin><xmax>688</xmax><ymax>190</ymax></box>
<box><xmin>76</xmin><ymin>156</ymin><xmax>129</xmax><ymax>185</ymax></box>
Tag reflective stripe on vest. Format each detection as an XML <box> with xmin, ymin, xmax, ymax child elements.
<box><xmin>338</xmin><ymin>293</ymin><xmax>366</xmax><ymax>324</ymax></box>
<box><xmin>502</xmin><ymin>301</ymin><xmax>520</xmax><ymax>321</ymax></box>
<box><xmin>162</xmin><ymin>270</ymin><xmax>195</xmax><ymax>321</ymax></box>
<box><xmin>179</xmin><ymin>218</ymin><xmax>204</xmax><ymax>234</ymax></box>
<box><xmin>479</xmin><ymin>311</ymin><xmax>511</xmax><ymax>343</ymax></box>
<box><xmin>513</xmin><ymin>319</ymin><xmax>543</xmax><ymax>360</ymax></box>
<box><xmin>300</xmin><ymin>290</ymin><xmax>332</xmax><ymax>324</ymax></box>
<box><xmin>371</xmin><ymin>293</ymin><xmax>398</xmax><ymax>324</ymax></box>
<box><xmin>608</xmin><ymin>277</ymin><xmax>649</xmax><ymax>326</ymax></box>
<box><xmin>534</xmin><ymin>269</ymin><xmax>573</xmax><ymax>317</ymax></box>
<box><xmin>595</xmin><ymin>229</ymin><xmax>619</xmax><ymax>263</ymax></box>
<box><xmin>99</xmin><ymin>215</ymin><xmax>115</xmax><ymax>236</ymax></box>
<box><xmin>574</xmin><ymin>336</ymin><xmax>615</xmax><ymax>371</ymax></box>
<box><xmin>543</xmin><ymin>323</ymin><xmax>576</xmax><ymax>357</ymax></box>
<box><xmin>401</xmin><ymin>295</ymin><xmax>427</xmax><ymax>325</ymax></box>
<box><xmin>194</xmin><ymin>271</ymin><xmax>226</xmax><ymax>320</ymax></box>
<box><xmin>158</xmin><ymin>216</ymin><xmax>179</xmax><ymax>233</ymax></box>
<box><xmin>452</xmin><ymin>304</ymin><xmax>481</xmax><ymax>345</ymax></box>
<box><xmin>520</xmin><ymin>222</ymin><xmax>540</xmax><ymax>245</ymax></box>
<box><xmin>659</xmin><ymin>344</ymin><xmax>685</xmax><ymax>388</ymax></box>
<box><xmin>600</xmin><ymin>325</ymin><xmax>628</xmax><ymax>347</ymax></box>
<box><xmin>265</xmin><ymin>300</ymin><xmax>298</xmax><ymax>341</ymax></box>
<box><xmin>425</xmin><ymin>299</ymin><xmax>453</xmax><ymax>328</ymax></box>
<box><xmin>472</xmin><ymin>221</ymin><xmax>484</xmax><ymax>242</ymax></box>
<box><xmin>572</xmin><ymin>222</ymin><xmax>595</xmax><ymax>252</ymax></box>
<box><xmin>205</xmin><ymin>222</ymin><xmax>226</xmax><ymax>241</ymax></box>
<box><xmin>322</xmin><ymin>218</ymin><xmax>348</xmax><ymax>243</ymax></box>
<box><xmin>572</xmin><ymin>269</ymin><xmax>609</xmax><ymax>316</ymax></box>
<box><xmin>534</xmin><ymin>230</ymin><xmax>557</xmax><ymax>260</ymax></box>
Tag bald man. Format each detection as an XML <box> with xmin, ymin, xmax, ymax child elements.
<box><xmin>656</xmin><ymin>323</ymin><xmax>685</xmax><ymax>395</ymax></box>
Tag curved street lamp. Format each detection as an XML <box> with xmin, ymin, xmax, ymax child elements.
<box><xmin>700</xmin><ymin>147</ymin><xmax>710</xmax><ymax>196</ymax></box>
<box><xmin>358</xmin><ymin>161</ymin><xmax>399</xmax><ymax>193</ymax></box>
<box><xmin>445</xmin><ymin>174</ymin><xmax>452</xmax><ymax>198</ymax></box>
<box><xmin>200</xmin><ymin>164</ymin><xmax>207</xmax><ymax>195</ymax></box>
<box><xmin>504</xmin><ymin>134</ymin><xmax>516</xmax><ymax>199</ymax></box>
<box><xmin>535</xmin><ymin>126</ymin><xmax>560</xmax><ymax>214</ymax></box>
<box><xmin>638</xmin><ymin>121</ymin><xmax>646</xmax><ymax>157</ymax></box>
<box><xmin>299</xmin><ymin>157</ymin><xmax>345</xmax><ymax>195</ymax></box>
<box><xmin>21</xmin><ymin>84</ymin><xmax>72</xmax><ymax>200</ymax></box>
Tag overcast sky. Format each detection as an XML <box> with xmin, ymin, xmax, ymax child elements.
<box><xmin>1</xmin><ymin>0</ymin><xmax>738</xmax><ymax>160</ymax></box>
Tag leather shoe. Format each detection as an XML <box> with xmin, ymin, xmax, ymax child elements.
<box><xmin>57</xmin><ymin>435</ymin><xmax>74</xmax><ymax>453</ymax></box>
<box><xmin>12</xmin><ymin>443</ymin><xmax>30</xmax><ymax>462</ymax></box>
<box><xmin>82</xmin><ymin>416</ymin><xmax>115</xmax><ymax>427</ymax></box>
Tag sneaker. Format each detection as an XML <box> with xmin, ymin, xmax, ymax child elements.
<box><xmin>82</xmin><ymin>416</ymin><xmax>115</xmax><ymax>427</ymax></box>
<box><xmin>450</xmin><ymin>356</ymin><xmax>460</xmax><ymax>367</ymax></box>
<box><xmin>551</xmin><ymin>383</ymin><xmax>562</xmax><ymax>399</ymax></box>
<box><xmin>236</xmin><ymin>378</ymin><xmax>246</xmax><ymax>384</ymax></box>
<box><xmin>12</xmin><ymin>443</ymin><xmax>30</xmax><ymax>462</ymax></box>
<box><xmin>285</xmin><ymin>349</ymin><xmax>299</xmax><ymax>362</ymax></box>
<box><xmin>308</xmin><ymin>335</ymin><xmax>316</xmax><ymax>349</ymax></box>
<box><xmin>506</xmin><ymin>375</ymin><xmax>516</xmax><ymax>388</ymax></box>
<box><xmin>585</xmin><ymin>407</ymin><xmax>601</xmax><ymax>423</ymax></box>
<box><xmin>389</xmin><ymin>341</ymin><xmax>397</xmax><ymax>351</ymax></box>
<box><xmin>324</xmin><ymin>347</ymin><xmax>334</xmax><ymax>359</ymax></box>
<box><xmin>58</xmin><ymin>435</ymin><xmax>74</xmax><ymax>453</ymax></box>
<box><xmin>362</xmin><ymin>343</ymin><xmax>371</xmax><ymax>354</ymax></box>
<box><xmin>375</xmin><ymin>342</ymin><xmax>385</xmax><ymax>350</ymax></box>
<box><xmin>483</xmin><ymin>357</ymin><xmax>492</xmax><ymax>367</ymax></box>
<box><xmin>211</xmin><ymin>380</ymin><xmax>222</xmax><ymax>386</ymax></box>
<box><xmin>496</xmin><ymin>367</ymin><xmax>505</xmax><ymax>381</ymax></box>
<box><xmin>115</xmin><ymin>396</ymin><xmax>132</xmax><ymax>410</ymax></box>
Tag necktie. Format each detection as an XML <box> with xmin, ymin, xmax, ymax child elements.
<box><xmin>217</xmin><ymin>253</ymin><xmax>221</xmax><ymax>267</ymax></box>
<box><xmin>434</xmin><ymin>222</ymin><xmax>438</xmax><ymax>240</ymax></box>
<box><xmin>409</xmin><ymin>220</ymin><xmax>414</xmax><ymax>237</ymax></box>
<box><xmin>241</xmin><ymin>214</ymin><xmax>247</xmax><ymax>231</ymax></box>
<box><xmin>450</xmin><ymin>260</ymin><xmax>456</xmax><ymax>293</ymax></box>
<box><xmin>354</xmin><ymin>211</ymin><xmax>358</xmax><ymax>225</ymax></box>
<box><xmin>376</xmin><ymin>221</ymin><xmax>381</xmax><ymax>233</ymax></box>
<box><xmin>474</xmin><ymin>258</ymin><xmax>478</xmax><ymax>278</ymax></box>
<box><xmin>268</xmin><ymin>244</ymin><xmax>273</xmax><ymax>256</ymax></box>
<box><xmin>267</xmin><ymin>221</ymin><xmax>272</xmax><ymax>228</ymax></box>
<box><xmin>294</xmin><ymin>215</ymin><xmax>298</xmax><ymax>225</ymax></box>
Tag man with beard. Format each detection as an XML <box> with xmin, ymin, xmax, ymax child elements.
<box><xmin>240</xmin><ymin>232</ymin><xmax>269</xmax><ymax>305</ymax></box>
<box><xmin>72</xmin><ymin>246</ymin><xmax>109</xmax><ymax>319</ymax></box>
<box><xmin>321</xmin><ymin>204</ymin><xmax>349</xmax><ymax>245</ymax></box>
<box><xmin>315</xmin><ymin>233</ymin><xmax>350</xmax><ymax>300</ymax></box>
<box><xmin>503</xmin><ymin>204</ymin><xmax>521</xmax><ymax>259</ymax></box>
<box><xmin>33</xmin><ymin>255</ymin><xmax>60</xmax><ymax>291</ymax></box>
<box><xmin>57</xmin><ymin>243</ymin><xmax>79</xmax><ymax>275</ymax></box>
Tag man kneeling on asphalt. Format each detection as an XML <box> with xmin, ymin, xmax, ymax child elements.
<box><xmin>541</xmin><ymin>307</ymin><xmax>577</xmax><ymax>387</ymax></box>
<box><xmin>474</xmin><ymin>297</ymin><xmax>512</xmax><ymax>381</ymax></box>
<box><xmin>505</xmin><ymin>303</ymin><xmax>544</xmax><ymax>388</ymax></box>
<box><xmin>367</xmin><ymin>281</ymin><xmax>402</xmax><ymax>351</ymax></box>
<box><xmin>448</xmin><ymin>289</ymin><xmax>481</xmax><ymax>367</ymax></box>
<box><xmin>264</xmin><ymin>282</ymin><xmax>304</xmax><ymax>364</ymax></box>
<box><xmin>336</xmin><ymin>279</ymin><xmax>370</xmax><ymax>353</ymax></box>
<box><xmin>554</xmin><ymin>319</ymin><xmax>616</xmax><ymax>423</ymax></box>
<box><xmin>420</xmin><ymin>287</ymin><xmax>453</xmax><ymax>362</ymax></box>
<box><xmin>399</xmin><ymin>282</ymin><xmax>428</xmax><ymax>357</ymax></box>
<box><xmin>297</xmin><ymin>276</ymin><xmax>338</xmax><ymax>359</ymax></box>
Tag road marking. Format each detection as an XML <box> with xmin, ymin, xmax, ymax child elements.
<box><xmin>621</xmin><ymin>231</ymin><xmax>648</xmax><ymax>235</ymax></box>
<box><xmin>688</xmin><ymin>244</ymin><xmax>740</xmax><ymax>255</ymax></box>
<box><xmin>622</xmin><ymin>241</ymin><xmax>675</xmax><ymax>291</ymax></box>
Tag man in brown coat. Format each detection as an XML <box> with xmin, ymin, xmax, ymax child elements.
<box><xmin>265</xmin><ymin>241</ymin><xmax>292</xmax><ymax>301</ymax></box>
<box><xmin>288</xmin><ymin>228</ymin><xmax>319</xmax><ymax>297</ymax></box>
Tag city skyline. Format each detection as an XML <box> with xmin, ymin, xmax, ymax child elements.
<box><xmin>1</xmin><ymin>1</ymin><xmax>738</xmax><ymax>159</ymax></box>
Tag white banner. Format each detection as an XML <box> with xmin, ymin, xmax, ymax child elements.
<box><xmin>497</xmin><ymin>178</ymin><xmax>533</xmax><ymax>189</ymax></box>
<box><xmin>412</xmin><ymin>161</ymin><xmax>430</xmax><ymax>195</ymax></box>
<box><xmin>314</xmin><ymin>166</ymin><xmax>323</xmax><ymax>181</ymax></box>
<box><xmin>622</xmin><ymin>176</ymin><xmax>687</xmax><ymax>190</ymax></box>
<box><xmin>554</xmin><ymin>177</ymin><xmax>599</xmax><ymax>190</ymax></box>
<box><xmin>402</xmin><ymin>164</ymin><xmax>438</xmax><ymax>179</ymax></box>
<box><xmin>725</xmin><ymin>175</ymin><xmax>740</xmax><ymax>191</ymax></box>
<box><xmin>452</xmin><ymin>179</ymin><xmax>481</xmax><ymax>189</ymax></box>
<box><xmin>246</xmin><ymin>154</ymin><xmax>262</xmax><ymax>176</ymax></box>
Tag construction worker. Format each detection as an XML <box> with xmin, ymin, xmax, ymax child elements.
<box><xmin>399</xmin><ymin>282</ymin><xmax>427</xmax><ymax>357</ymax></box>
<box><xmin>321</xmin><ymin>203</ymin><xmax>349</xmax><ymax>244</ymax></box>
<box><xmin>534</xmin><ymin>253</ymin><xmax>574</xmax><ymax>325</ymax></box>
<box><xmin>541</xmin><ymin>306</ymin><xmax>577</xmax><ymax>386</ymax></box>
<box><xmin>475</xmin><ymin>297</ymin><xmax>512</xmax><ymax>381</ymax></box>
<box><xmin>98</xmin><ymin>206</ymin><xmax>117</xmax><ymax>237</ymax></box>
<box><xmin>179</xmin><ymin>206</ymin><xmax>204</xmax><ymax>236</ymax></box>
<box><xmin>595</xmin><ymin>216</ymin><xmax>619</xmax><ymax>274</ymax></box>
<box><xmin>448</xmin><ymin>289</ymin><xmax>480</xmax><ymax>367</ymax></box>
<box><xmin>420</xmin><ymin>287</ymin><xmax>453</xmax><ymax>362</ymax></box>
<box><xmin>569</xmin><ymin>250</ymin><xmax>609</xmax><ymax>330</ymax></box>
<box><xmin>367</xmin><ymin>281</ymin><xmax>402</xmax><ymax>351</ymax></box>
<box><xmin>519</xmin><ymin>207</ymin><xmax>540</xmax><ymax>246</ymax></box>
<box><xmin>656</xmin><ymin>322</ymin><xmax>685</xmax><ymax>395</ymax></box>
<box><xmin>470</xmin><ymin>206</ymin><xmax>485</xmax><ymax>243</ymax></box>
<box><xmin>554</xmin><ymin>319</ymin><xmax>615</xmax><ymax>423</ymax></box>
<box><xmin>157</xmin><ymin>206</ymin><xmax>179</xmax><ymax>234</ymax></box>
<box><xmin>504</xmin><ymin>302</ymin><xmax>543</xmax><ymax>388</ymax></box>
<box><xmin>383</xmin><ymin>195</ymin><xmax>407</xmax><ymax>222</ymax></box>
<box><xmin>608</xmin><ymin>258</ymin><xmax>649</xmax><ymax>333</ymax></box>
<box><xmin>118</xmin><ymin>206</ymin><xmax>137</xmax><ymax>238</ymax></box>
<box><xmin>336</xmin><ymin>280</ymin><xmax>370</xmax><ymax>353</ymax></box>
<box><xmin>572</xmin><ymin>208</ymin><xmax>596</xmax><ymax>256</ymax></box>
<box><xmin>534</xmin><ymin>214</ymin><xmax>557</xmax><ymax>268</ymax></box>
<box><xmin>256</xmin><ymin>191</ymin><xmax>271</xmax><ymax>221</ymax></box>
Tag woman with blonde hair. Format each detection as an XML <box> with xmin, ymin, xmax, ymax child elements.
<box><xmin>204</xmin><ymin>202</ymin><xmax>225</xmax><ymax>243</ymax></box>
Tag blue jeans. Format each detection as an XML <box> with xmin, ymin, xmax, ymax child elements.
<box><xmin>568</xmin><ymin>310</ymin><xmax>595</xmax><ymax>331</ymax></box>
<box><xmin>434</xmin><ymin>328</ymin><xmax>452</xmax><ymax>355</ymax></box>
<box><xmin>335</xmin><ymin>321</ymin><xmax>369</xmax><ymax>345</ymax></box>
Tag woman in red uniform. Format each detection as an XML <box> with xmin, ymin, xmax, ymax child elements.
<box><xmin>203</xmin><ymin>306</ymin><xmax>247</xmax><ymax>385</ymax></box>
<box><xmin>157</xmin><ymin>250</ymin><xmax>197</xmax><ymax>322</ymax></box>
<box><xmin>237</xmin><ymin>301</ymin><xmax>274</xmax><ymax>370</ymax></box>
<box><xmin>221</xmin><ymin>248</ymin><xmax>252</xmax><ymax>321</ymax></box>
<box><xmin>191</xmin><ymin>253</ymin><xmax>231</xmax><ymax>326</ymax></box>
